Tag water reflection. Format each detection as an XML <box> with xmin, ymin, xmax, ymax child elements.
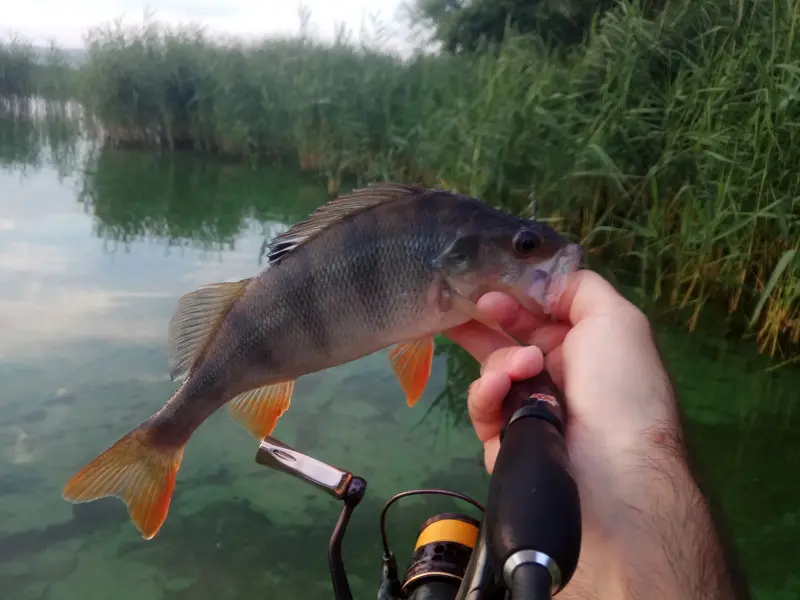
<box><xmin>0</xmin><ymin>108</ymin><xmax>798</xmax><ymax>600</ymax></box>
<box><xmin>0</xmin><ymin>98</ymin><xmax>89</xmax><ymax>176</ymax></box>
<box><xmin>76</xmin><ymin>146</ymin><xmax>330</xmax><ymax>253</ymax></box>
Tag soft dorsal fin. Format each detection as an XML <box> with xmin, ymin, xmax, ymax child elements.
<box><xmin>266</xmin><ymin>182</ymin><xmax>426</xmax><ymax>265</ymax></box>
<box><xmin>167</xmin><ymin>279</ymin><xmax>251</xmax><ymax>381</ymax></box>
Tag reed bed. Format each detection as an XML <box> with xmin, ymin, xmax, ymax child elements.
<box><xmin>0</xmin><ymin>36</ymin><xmax>79</xmax><ymax>103</ymax></box>
<box><xmin>12</xmin><ymin>0</ymin><xmax>800</xmax><ymax>358</ymax></box>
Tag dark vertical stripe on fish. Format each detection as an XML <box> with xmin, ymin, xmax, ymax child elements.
<box><xmin>222</xmin><ymin>278</ymin><xmax>285</xmax><ymax>378</ymax></box>
<box><xmin>287</xmin><ymin>245</ymin><xmax>332</xmax><ymax>356</ymax></box>
<box><xmin>347</xmin><ymin>210</ymin><xmax>388</xmax><ymax>332</ymax></box>
<box><xmin>228</xmin><ymin>300</ymin><xmax>281</xmax><ymax>373</ymax></box>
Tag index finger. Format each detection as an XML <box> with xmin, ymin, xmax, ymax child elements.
<box><xmin>474</xmin><ymin>292</ymin><xmax>550</xmax><ymax>341</ymax></box>
<box><xmin>442</xmin><ymin>320</ymin><xmax>520</xmax><ymax>364</ymax></box>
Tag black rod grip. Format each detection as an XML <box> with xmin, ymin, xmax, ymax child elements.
<box><xmin>485</xmin><ymin>372</ymin><xmax>582</xmax><ymax>595</ymax></box>
<box><xmin>406</xmin><ymin>580</ymin><xmax>460</xmax><ymax>600</ymax></box>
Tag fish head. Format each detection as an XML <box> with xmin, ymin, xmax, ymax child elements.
<box><xmin>434</xmin><ymin>214</ymin><xmax>583</xmax><ymax>316</ymax></box>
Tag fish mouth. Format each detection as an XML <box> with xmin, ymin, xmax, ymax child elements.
<box><xmin>524</xmin><ymin>243</ymin><xmax>584</xmax><ymax>315</ymax></box>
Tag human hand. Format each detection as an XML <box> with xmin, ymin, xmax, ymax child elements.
<box><xmin>445</xmin><ymin>268</ymin><xmax>681</xmax><ymax>476</ymax></box>
<box><xmin>444</xmin><ymin>269</ymin><xmax>742</xmax><ymax>600</ymax></box>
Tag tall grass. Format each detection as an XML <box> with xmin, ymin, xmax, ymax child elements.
<box><xmin>0</xmin><ymin>35</ymin><xmax>37</xmax><ymax>101</ymax></box>
<box><xmin>20</xmin><ymin>0</ymin><xmax>800</xmax><ymax>357</ymax></box>
<box><xmin>0</xmin><ymin>35</ymin><xmax>79</xmax><ymax>103</ymax></box>
<box><xmin>77</xmin><ymin>19</ymin><xmax>465</xmax><ymax>187</ymax></box>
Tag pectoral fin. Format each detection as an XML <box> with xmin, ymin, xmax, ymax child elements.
<box><xmin>388</xmin><ymin>337</ymin><xmax>434</xmax><ymax>407</ymax></box>
<box><xmin>167</xmin><ymin>279</ymin><xmax>251</xmax><ymax>381</ymax></box>
<box><xmin>227</xmin><ymin>381</ymin><xmax>295</xmax><ymax>439</ymax></box>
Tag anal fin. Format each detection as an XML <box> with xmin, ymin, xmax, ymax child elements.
<box><xmin>227</xmin><ymin>381</ymin><xmax>295</xmax><ymax>439</ymax></box>
<box><xmin>388</xmin><ymin>337</ymin><xmax>434</xmax><ymax>407</ymax></box>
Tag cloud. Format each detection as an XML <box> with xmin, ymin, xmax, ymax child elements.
<box><xmin>146</xmin><ymin>0</ymin><xmax>242</xmax><ymax>19</ymax></box>
<box><xmin>0</xmin><ymin>284</ymin><xmax>171</xmax><ymax>359</ymax></box>
<box><xmin>1</xmin><ymin>0</ymin><xmax>407</xmax><ymax>49</ymax></box>
<box><xmin>0</xmin><ymin>241</ymin><xmax>72</xmax><ymax>273</ymax></box>
<box><xmin>0</xmin><ymin>234</ymin><xmax>172</xmax><ymax>360</ymax></box>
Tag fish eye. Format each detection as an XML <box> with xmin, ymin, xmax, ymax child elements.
<box><xmin>513</xmin><ymin>229</ymin><xmax>540</xmax><ymax>256</ymax></box>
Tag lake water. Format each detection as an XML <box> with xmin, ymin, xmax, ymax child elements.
<box><xmin>0</xmin><ymin>108</ymin><xmax>798</xmax><ymax>600</ymax></box>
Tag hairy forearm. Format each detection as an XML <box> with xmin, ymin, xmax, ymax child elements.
<box><xmin>565</xmin><ymin>429</ymin><xmax>748</xmax><ymax>600</ymax></box>
<box><xmin>614</xmin><ymin>452</ymin><xmax>743</xmax><ymax>599</ymax></box>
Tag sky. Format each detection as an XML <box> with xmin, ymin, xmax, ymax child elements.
<box><xmin>1</xmin><ymin>0</ymin><xmax>413</xmax><ymax>50</ymax></box>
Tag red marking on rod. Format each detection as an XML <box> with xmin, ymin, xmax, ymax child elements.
<box><xmin>529</xmin><ymin>393</ymin><xmax>559</xmax><ymax>409</ymax></box>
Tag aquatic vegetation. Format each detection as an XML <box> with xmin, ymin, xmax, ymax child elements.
<box><xmin>0</xmin><ymin>36</ymin><xmax>79</xmax><ymax>103</ymax></box>
<box><xmin>0</xmin><ymin>36</ymin><xmax>37</xmax><ymax>102</ymax></box>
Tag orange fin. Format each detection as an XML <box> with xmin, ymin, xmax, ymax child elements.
<box><xmin>388</xmin><ymin>336</ymin><xmax>434</xmax><ymax>407</ymax></box>
<box><xmin>227</xmin><ymin>380</ymin><xmax>295</xmax><ymax>439</ymax></box>
<box><xmin>62</xmin><ymin>426</ymin><xmax>184</xmax><ymax>540</ymax></box>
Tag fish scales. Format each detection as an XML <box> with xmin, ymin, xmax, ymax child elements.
<box><xmin>240</xmin><ymin>194</ymin><xmax>453</xmax><ymax>375</ymax></box>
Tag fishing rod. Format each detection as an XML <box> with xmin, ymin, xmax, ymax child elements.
<box><xmin>254</xmin><ymin>369</ymin><xmax>582</xmax><ymax>600</ymax></box>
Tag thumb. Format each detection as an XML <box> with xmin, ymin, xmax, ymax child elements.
<box><xmin>553</xmin><ymin>269</ymin><xmax>641</xmax><ymax>325</ymax></box>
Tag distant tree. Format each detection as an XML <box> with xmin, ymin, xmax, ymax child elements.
<box><xmin>403</xmin><ymin>0</ymin><xmax>623</xmax><ymax>53</ymax></box>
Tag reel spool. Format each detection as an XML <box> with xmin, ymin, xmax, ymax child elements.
<box><xmin>401</xmin><ymin>512</ymin><xmax>481</xmax><ymax>596</ymax></box>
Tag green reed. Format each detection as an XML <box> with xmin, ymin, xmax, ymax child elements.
<box><xmin>16</xmin><ymin>0</ymin><xmax>800</xmax><ymax>358</ymax></box>
<box><xmin>0</xmin><ymin>36</ymin><xmax>79</xmax><ymax>103</ymax></box>
<box><xmin>0</xmin><ymin>36</ymin><xmax>37</xmax><ymax>102</ymax></box>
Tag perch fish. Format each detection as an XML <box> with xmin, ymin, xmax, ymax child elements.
<box><xmin>62</xmin><ymin>182</ymin><xmax>583</xmax><ymax>539</ymax></box>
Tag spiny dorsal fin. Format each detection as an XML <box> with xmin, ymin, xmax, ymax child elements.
<box><xmin>167</xmin><ymin>278</ymin><xmax>251</xmax><ymax>381</ymax></box>
<box><xmin>266</xmin><ymin>182</ymin><xmax>427</xmax><ymax>265</ymax></box>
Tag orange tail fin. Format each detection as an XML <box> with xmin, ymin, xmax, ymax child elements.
<box><xmin>62</xmin><ymin>426</ymin><xmax>184</xmax><ymax>540</ymax></box>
